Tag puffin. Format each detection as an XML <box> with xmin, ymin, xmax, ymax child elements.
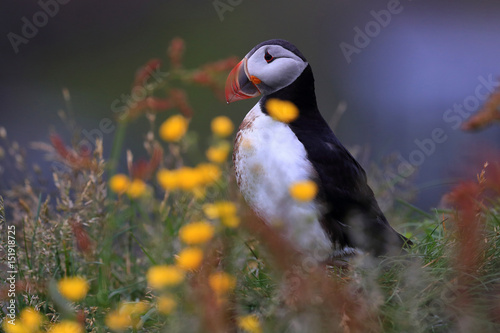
<box><xmin>225</xmin><ymin>39</ymin><xmax>411</xmax><ymax>259</ymax></box>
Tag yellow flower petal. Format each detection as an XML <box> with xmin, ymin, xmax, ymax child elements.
<box><xmin>211</xmin><ymin>116</ymin><xmax>234</xmax><ymax>138</ymax></box>
<box><xmin>206</xmin><ymin>143</ymin><xmax>230</xmax><ymax>164</ymax></box>
<box><xmin>289</xmin><ymin>180</ymin><xmax>318</xmax><ymax>202</ymax></box>
<box><xmin>202</xmin><ymin>204</ymin><xmax>218</xmax><ymax>219</ymax></box>
<box><xmin>105</xmin><ymin>302</ymin><xmax>149</xmax><ymax>331</ymax></box>
<box><xmin>176</xmin><ymin>167</ymin><xmax>203</xmax><ymax>191</ymax></box>
<box><xmin>203</xmin><ymin>202</ymin><xmax>239</xmax><ymax>228</ymax></box>
<box><xmin>20</xmin><ymin>307</ymin><xmax>44</xmax><ymax>331</ymax></box>
<box><xmin>109</xmin><ymin>174</ymin><xmax>130</xmax><ymax>194</ymax></box>
<box><xmin>178</xmin><ymin>221</ymin><xmax>215</xmax><ymax>245</ymax></box>
<box><xmin>57</xmin><ymin>276</ymin><xmax>89</xmax><ymax>302</ymax></box>
<box><xmin>265</xmin><ymin>99</ymin><xmax>299</xmax><ymax>123</ymax></box>
<box><xmin>105</xmin><ymin>311</ymin><xmax>132</xmax><ymax>331</ymax></box>
<box><xmin>238</xmin><ymin>314</ymin><xmax>262</xmax><ymax>333</ymax></box>
<box><xmin>48</xmin><ymin>320</ymin><xmax>84</xmax><ymax>333</ymax></box>
<box><xmin>157</xmin><ymin>169</ymin><xmax>179</xmax><ymax>191</ymax></box>
<box><xmin>175</xmin><ymin>247</ymin><xmax>204</xmax><ymax>271</ymax></box>
<box><xmin>126</xmin><ymin>179</ymin><xmax>147</xmax><ymax>198</ymax></box>
<box><xmin>208</xmin><ymin>272</ymin><xmax>236</xmax><ymax>295</ymax></box>
<box><xmin>196</xmin><ymin>163</ymin><xmax>221</xmax><ymax>186</ymax></box>
<box><xmin>159</xmin><ymin>114</ymin><xmax>189</xmax><ymax>142</ymax></box>
<box><xmin>156</xmin><ymin>295</ymin><xmax>177</xmax><ymax>315</ymax></box>
<box><xmin>2</xmin><ymin>320</ymin><xmax>27</xmax><ymax>333</ymax></box>
<box><xmin>221</xmin><ymin>215</ymin><xmax>240</xmax><ymax>228</ymax></box>
<box><xmin>147</xmin><ymin>265</ymin><xmax>185</xmax><ymax>289</ymax></box>
<box><xmin>119</xmin><ymin>301</ymin><xmax>149</xmax><ymax>316</ymax></box>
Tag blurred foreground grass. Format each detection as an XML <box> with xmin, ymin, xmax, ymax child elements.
<box><xmin>1</xmin><ymin>39</ymin><xmax>500</xmax><ymax>333</ymax></box>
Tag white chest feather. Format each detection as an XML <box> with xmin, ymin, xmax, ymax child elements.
<box><xmin>234</xmin><ymin>104</ymin><xmax>332</xmax><ymax>255</ymax></box>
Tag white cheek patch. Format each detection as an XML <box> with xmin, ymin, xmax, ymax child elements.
<box><xmin>246</xmin><ymin>46</ymin><xmax>308</xmax><ymax>94</ymax></box>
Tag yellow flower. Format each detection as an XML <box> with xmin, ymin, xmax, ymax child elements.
<box><xmin>221</xmin><ymin>215</ymin><xmax>240</xmax><ymax>228</ymax></box>
<box><xmin>119</xmin><ymin>301</ymin><xmax>149</xmax><ymax>316</ymax></box>
<box><xmin>48</xmin><ymin>320</ymin><xmax>84</xmax><ymax>333</ymax></box>
<box><xmin>176</xmin><ymin>167</ymin><xmax>203</xmax><ymax>191</ymax></box>
<box><xmin>211</xmin><ymin>116</ymin><xmax>234</xmax><ymax>137</ymax></box>
<box><xmin>202</xmin><ymin>204</ymin><xmax>219</xmax><ymax>219</ymax></box>
<box><xmin>2</xmin><ymin>320</ymin><xmax>27</xmax><ymax>333</ymax></box>
<box><xmin>289</xmin><ymin>180</ymin><xmax>318</xmax><ymax>202</ymax></box>
<box><xmin>179</xmin><ymin>221</ymin><xmax>215</xmax><ymax>245</ymax></box>
<box><xmin>157</xmin><ymin>169</ymin><xmax>179</xmax><ymax>191</ymax></box>
<box><xmin>156</xmin><ymin>294</ymin><xmax>177</xmax><ymax>315</ymax></box>
<box><xmin>105</xmin><ymin>302</ymin><xmax>148</xmax><ymax>331</ymax></box>
<box><xmin>126</xmin><ymin>179</ymin><xmax>147</xmax><ymax>198</ymax></box>
<box><xmin>105</xmin><ymin>311</ymin><xmax>132</xmax><ymax>332</ymax></box>
<box><xmin>20</xmin><ymin>307</ymin><xmax>44</xmax><ymax>331</ymax></box>
<box><xmin>175</xmin><ymin>247</ymin><xmax>204</xmax><ymax>271</ymax></box>
<box><xmin>238</xmin><ymin>314</ymin><xmax>262</xmax><ymax>333</ymax></box>
<box><xmin>208</xmin><ymin>272</ymin><xmax>236</xmax><ymax>295</ymax></box>
<box><xmin>204</xmin><ymin>201</ymin><xmax>240</xmax><ymax>228</ymax></box>
<box><xmin>206</xmin><ymin>142</ymin><xmax>231</xmax><ymax>164</ymax></box>
<box><xmin>265</xmin><ymin>99</ymin><xmax>299</xmax><ymax>123</ymax></box>
<box><xmin>147</xmin><ymin>265</ymin><xmax>185</xmax><ymax>289</ymax></box>
<box><xmin>109</xmin><ymin>174</ymin><xmax>130</xmax><ymax>194</ymax></box>
<box><xmin>57</xmin><ymin>276</ymin><xmax>89</xmax><ymax>302</ymax></box>
<box><xmin>196</xmin><ymin>163</ymin><xmax>221</xmax><ymax>186</ymax></box>
<box><xmin>159</xmin><ymin>114</ymin><xmax>189</xmax><ymax>142</ymax></box>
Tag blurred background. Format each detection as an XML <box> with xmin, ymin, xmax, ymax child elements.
<box><xmin>1</xmin><ymin>0</ymin><xmax>499</xmax><ymax>210</ymax></box>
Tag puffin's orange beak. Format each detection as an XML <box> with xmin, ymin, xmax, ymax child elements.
<box><xmin>225</xmin><ymin>58</ymin><xmax>261</xmax><ymax>104</ymax></box>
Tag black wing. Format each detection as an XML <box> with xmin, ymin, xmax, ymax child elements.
<box><xmin>262</xmin><ymin>64</ymin><xmax>410</xmax><ymax>255</ymax></box>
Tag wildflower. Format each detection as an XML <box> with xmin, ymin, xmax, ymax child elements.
<box><xmin>206</xmin><ymin>142</ymin><xmax>231</xmax><ymax>164</ymax></box>
<box><xmin>156</xmin><ymin>294</ymin><xmax>177</xmax><ymax>315</ymax></box>
<box><xmin>157</xmin><ymin>169</ymin><xmax>179</xmax><ymax>191</ymax></box>
<box><xmin>203</xmin><ymin>204</ymin><xmax>219</xmax><ymax>219</ymax></box>
<box><xmin>208</xmin><ymin>272</ymin><xmax>236</xmax><ymax>295</ymax></box>
<box><xmin>238</xmin><ymin>314</ymin><xmax>262</xmax><ymax>333</ymax></box>
<box><xmin>211</xmin><ymin>116</ymin><xmax>234</xmax><ymax>137</ymax></box>
<box><xmin>196</xmin><ymin>163</ymin><xmax>221</xmax><ymax>186</ymax></box>
<box><xmin>265</xmin><ymin>99</ymin><xmax>299</xmax><ymax>123</ymax></box>
<box><xmin>159</xmin><ymin>114</ymin><xmax>189</xmax><ymax>142</ymax></box>
<box><xmin>289</xmin><ymin>180</ymin><xmax>318</xmax><ymax>202</ymax></box>
<box><xmin>120</xmin><ymin>301</ymin><xmax>149</xmax><ymax>316</ymax></box>
<box><xmin>175</xmin><ymin>247</ymin><xmax>204</xmax><ymax>271</ymax></box>
<box><xmin>109</xmin><ymin>174</ymin><xmax>131</xmax><ymax>194</ymax></box>
<box><xmin>221</xmin><ymin>215</ymin><xmax>240</xmax><ymax>228</ymax></box>
<box><xmin>179</xmin><ymin>221</ymin><xmax>215</xmax><ymax>245</ymax></box>
<box><xmin>105</xmin><ymin>311</ymin><xmax>132</xmax><ymax>332</ymax></box>
<box><xmin>105</xmin><ymin>302</ymin><xmax>149</xmax><ymax>331</ymax></box>
<box><xmin>57</xmin><ymin>276</ymin><xmax>89</xmax><ymax>302</ymax></box>
<box><xmin>126</xmin><ymin>179</ymin><xmax>147</xmax><ymax>198</ymax></box>
<box><xmin>20</xmin><ymin>307</ymin><xmax>44</xmax><ymax>332</ymax></box>
<box><xmin>147</xmin><ymin>265</ymin><xmax>185</xmax><ymax>289</ymax></box>
<box><xmin>203</xmin><ymin>201</ymin><xmax>240</xmax><ymax>228</ymax></box>
<box><xmin>2</xmin><ymin>320</ymin><xmax>27</xmax><ymax>333</ymax></box>
<box><xmin>48</xmin><ymin>320</ymin><xmax>84</xmax><ymax>333</ymax></box>
<box><xmin>176</xmin><ymin>167</ymin><xmax>203</xmax><ymax>191</ymax></box>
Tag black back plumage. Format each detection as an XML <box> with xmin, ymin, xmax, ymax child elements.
<box><xmin>260</xmin><ymin>64</ymin><xmax>411</xmax><ymax>256</ymax></box>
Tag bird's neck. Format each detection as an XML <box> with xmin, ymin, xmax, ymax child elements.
<box><xmin>260</xmin><ymin>64</ymin><xmax>318</xmax><ymax>113</ymax></box>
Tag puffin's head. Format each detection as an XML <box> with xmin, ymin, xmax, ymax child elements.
<box><xmin>225</xmin><ymin>39</ymin><xmax>308</xmax><ymax>103</ymax></box>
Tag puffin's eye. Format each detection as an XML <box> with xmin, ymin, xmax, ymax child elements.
<box><xmin>264</xmin><ymin>51</ymin><xmax>274</xmax><ymax>63</ymax></box>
